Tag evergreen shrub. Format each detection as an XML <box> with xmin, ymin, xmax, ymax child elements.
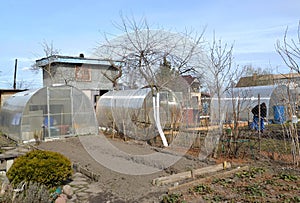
<box><xmin>7</xmin><ymin>150</ymin><xmax>72</xmax><ymax>187</ymax></box>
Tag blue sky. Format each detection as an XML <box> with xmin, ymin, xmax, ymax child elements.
<box><xmin>1</xmin><ymin>0</ymin><xmax>299</xmax><ymax>89</ymax></box>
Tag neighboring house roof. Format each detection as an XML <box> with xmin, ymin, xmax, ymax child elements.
<box><xmin>182</xmin><ymin>75</ymin><xmax>200</xmax><ymax>85</ymax></box>
<box><xmin>35</xmin><ymin>54</ymin><xmax>113</xmax><ymax>67</ymax></box>
<box><xmin>0</xmin><ymin>89</ymin><xmax>27</xmax><ymax>93</ymax></box>
<box><xmin>236</xmin><ymin>73</ymin><xmax>300</xmax><ymax>87</ymax></box>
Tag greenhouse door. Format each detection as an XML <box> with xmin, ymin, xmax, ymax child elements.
<box><xmin>46</xmin><ymin>87</ymin><xmax>73</xmax><ymax>137</ymax></box>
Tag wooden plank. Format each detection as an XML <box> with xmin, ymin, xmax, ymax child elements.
<box><xmin>153</xmin><ymin>171</ymin><xmax>192</xmax><ymax>186</ymax></box>
<box><xmin>168</xmin><ymin>165</ymin><xmax>249</xmax><ymax>193</ymax></box>
<box><xmin>153</xmin><ymin>162</ymin><xmax>230</xmax><ymax>186</ymax></box>
<box><xmin>193</xmin><ymin>162</ymin><xmax>231</xmax><ymax>175</ymax></box>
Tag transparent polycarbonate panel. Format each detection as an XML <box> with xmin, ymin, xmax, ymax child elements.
<box><xmin>0</xmin><ymin>85</ymin><xmax>98</xmax><ymax>141</ymax></box>
<box><xmin>96</xmin><ymin>87</ymin><xmax>181</xmax><ymax>140</ymax></box>
<box><xmin>72</xmin><ymin>87</ymin><xmax>98</xmax><ymax>135</ymax></box>
<box><xmin>0</xmin><ymin>89</ymin><xmax>39</xmax><ymax>141</ymax></box>
<box><xmin>97</xmin><ymin>88</ymin><xmax>150</xmax><ymax>128</ymax></box>
<box><xmin>210</xmin><ymin>85</ymin><xmax>291</xmax><ymax>123</ymax></box>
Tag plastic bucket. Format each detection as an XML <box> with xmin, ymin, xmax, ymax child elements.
<box><xmin>273</xmin><ymin>105</ymin><xmax>285</xmax><ymax>124</ymax></box>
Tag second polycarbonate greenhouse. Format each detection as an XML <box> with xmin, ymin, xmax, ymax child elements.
<box><xmin>96</xmin><ymin>87</ymin><xmax>182</xmax><ymax>144</ymax></box>
<box><xmin>210</xmin><ymin>85</ymin><xmax>295</xmax><ymax>124</ymax></box>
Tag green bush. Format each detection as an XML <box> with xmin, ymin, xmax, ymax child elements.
<box><xmin>7</xmin><ymin>150</ymin><xmax>72</xmax><ymax>187</ymax></box>
<box><xmin>161</xmin><ymin>193</ymin><xmax>184</xmax><ymax>203</ymax></box>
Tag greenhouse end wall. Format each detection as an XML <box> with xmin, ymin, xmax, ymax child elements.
<box><xmin>0</xmin><ymin>85</ymin><xmax>98</xmax><ymax>142</ymax></box>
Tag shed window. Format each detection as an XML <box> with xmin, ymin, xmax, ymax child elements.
<box><xmin>75</xmin><ymin>65</ymin><xmax>91</xmax><ymax>81</ymax></box>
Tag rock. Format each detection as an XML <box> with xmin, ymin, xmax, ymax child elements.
<box><xmin>63</xmin><ymin>185</ymin><xmax>73</xmax><ymax>198</ymax></box>
<box><xmin>69</xmin><ymin>180</ymin><xmax>89</xmax><ymax>186</ymax></box>
<box><xmin>55</xmin><ymin>194</ymin><xmax>67</xmax><ymax>203</ymax></box>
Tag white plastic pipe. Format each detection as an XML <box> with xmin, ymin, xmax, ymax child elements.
<box><xmin>153</xmin><ymin>93</ymin><xmax>168</xmax><ymax>147</ymax></box>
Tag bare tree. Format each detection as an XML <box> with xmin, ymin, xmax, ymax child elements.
<box><xmin>31</xmin><ymin>40</ymin><xmax>60</xmax><ymax>82</ymax></box>
<box><xmin>41</xmin><ymin>40</ymin><xmax>60</xmax><ymax>57</ymax></box>
<box><xmin>94</xmin><ymin>14</ymin><xmax>207</xmax><ymax>90</ymax></box>
<box><xmin>205</xmin><ymin>34</ymin><xmax>237</xmax><ymax>158</ymax></box>
<box><xmin>207</xmin><ymin>34</ymin><xmax>235</xmax><ymax>122</ymax></box>
<box><xmin>276</xmin><ymin>21</ymin><xmax>300</xmax><ymax>166</ymax></box>
<box><xmin>276</xmin><ymin>21</ymin><xmax>300</xmax><ymax>73</ymax></box>
<box><xmin>8</xmin><ymin>79</ymin><xmax>32</xmax><ymax>89</ymax></box>
<box><xmin>242</xmin><ymin>64</ymin><xmax>273</xmax><ymax>76</ymax></box>
<box><xmin>224</xmin><ymin>68</ymin><xmax>254</xmax><ymax>158</ymax></box>
<box><xmin>101</xmin><ymin>60</ymin><xmax>123</xmax><ymax>90</ymax></box>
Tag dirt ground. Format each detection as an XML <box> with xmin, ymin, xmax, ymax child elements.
<box><xmin>37</xmin><ymin>132</ymin><xmax>300</xmax><ymax>203</ymax></box>
<box><xmin>37</xmin><ymin>134</ymin><xmax>209</xmax><ymax>202</ymax></box>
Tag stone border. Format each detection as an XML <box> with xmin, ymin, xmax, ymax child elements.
<box><xmin>72</xmin><ymin>162</ymin><xmax>100</xmax><ymax>182</ymax></box>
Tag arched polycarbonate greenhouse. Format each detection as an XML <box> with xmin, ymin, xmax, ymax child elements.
<box><xmin>210</xmin><ymin>85</ymin><xmax>294</xmax><ymax>124</ymax></box>
<box><xmin>0</xmin><ymin>85</ymin><xmax>98</xmax><ymax>142</ymax></box>
<box><xmin>96</xmin><ymin>87</ymin><xmax>181</xmax><ymax>146</ymax></box>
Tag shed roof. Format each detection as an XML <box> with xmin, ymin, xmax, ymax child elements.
<box><xmin>36</xmin><ymin>55</ymin><xmax>112</xmax><ymax>67</ymax></box>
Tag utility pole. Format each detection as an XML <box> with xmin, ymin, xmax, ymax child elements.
<box><xmin>13</xmin><ymin>59</ymin><xmax>17</xmax><ymax>89</ymax></box>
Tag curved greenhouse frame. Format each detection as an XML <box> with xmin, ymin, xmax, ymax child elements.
<box><xmin>96</xmin><ymin>87</ymin><xmax>181</xmax><ymax>145</ymax></box>
<box><xmin>210</xmin><ymin>85</ymin><xmax>293</xmax><ymax>124</ymax></box>
<box><xmin>0</xmin><ymin>85</ymin><xmax>98</xmax><ymax>142</ymax></box>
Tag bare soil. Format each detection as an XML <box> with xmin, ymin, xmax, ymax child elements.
<box><xmin>37</xmin><ymin>134</ymin><xmax>208</xmax><ymax>202</ymax></box>
<box><xmin>36</xmin><ymin>133</ymin><xmax>300</xmax><ymax>203</ymax></box>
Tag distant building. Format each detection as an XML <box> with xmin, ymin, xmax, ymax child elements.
<box><xmin>35</xmin><ymin>54</ymin><xmax>118</xmax><ymax>107</ymax></box>
<box><xmin>0</xmin><ymin>89</ymin><xmax>27</xmax><ymax>109</ymax></box>
<box><xmin>182</xmin><ymin>75</ymin><xmax>201</xmax><ymax>93</ymax></box>
<box><xmin>236</xmin><ymin>73</ymin><xmax>300</xmax><ymax>88</ymax></box>
<box><xmin>181</xmin><ymin>75</ymin><xmax>210</xmax><ymax>124</ymax></box>
<box><xmin>181</xmin><ymin>75</ymin><xmax>202</xmax><ymax>109</ymax></box>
